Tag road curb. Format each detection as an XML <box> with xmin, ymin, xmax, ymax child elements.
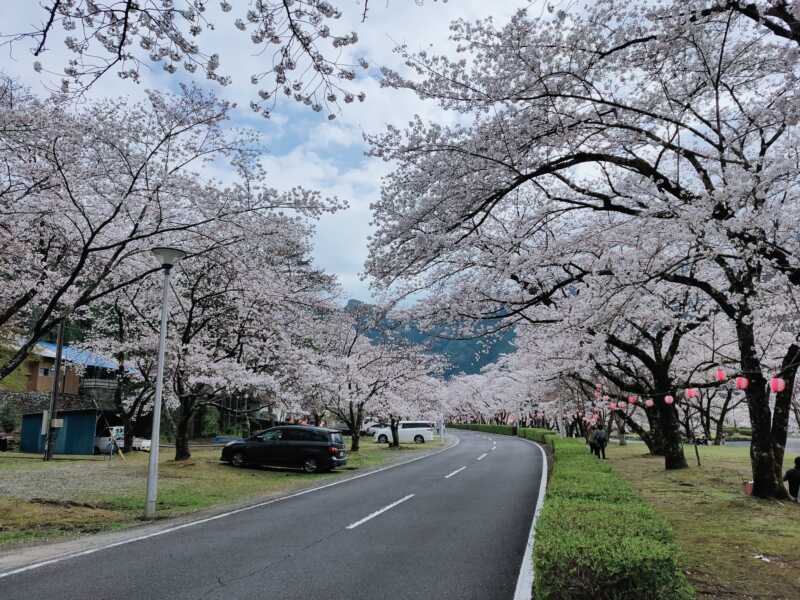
<box><xmin>0</xmin><ymin>435</ymin><xmax>460</xmax><ymax>580</ymax></box>
<box><xmin>512</xmin><ymin>436</ymin><xmax>548</xmax><ymax>600</ymax></box>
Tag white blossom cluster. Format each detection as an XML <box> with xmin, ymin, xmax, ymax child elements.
<box><xmin>12</xmin><ymin>0</ymin><xmax>372</xmax><ymax>119</ymax></box>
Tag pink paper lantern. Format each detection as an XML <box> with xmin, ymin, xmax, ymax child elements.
<box><xmin>608</xmin><ymin>402</ymin><xmax>617</xmax><ymax>410</ymax></box>
<box><xmin>664</xmin><ymin>395</ymin><xmax>674</xmax><ymax>405</ymax></box>
<box><xmin>627</xmin><ymin>395</ymin><xmax>637</xmax><ymax>405</ymax></box>
<box><xmin>736</xmin><ymin>376</ymin><xmax>749</xmax><ymax>390</ymax></box>
<box><xmin>715</xmin><ymin>367</ymin><xmax>726</xmax><ymax>382</ymax></box>
<box><xmin>685</xmin><ymin>388</ymin><xmax>699</xmax><ymax>399</ymax></box>
<box><xmin>770</xmin><ymin>377</ymin><xmax>786</xmax><ymax>393</ymax></box>
<box><xmin>644</xmin><ymin>398</ymin><xmax>655</xmax><ymax>408</ymax></box>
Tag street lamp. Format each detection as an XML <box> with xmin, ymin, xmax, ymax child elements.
<box><xmin>144</xmin><ymin>246</ymin><xmax>186</xmax><ymax>519</ymax></box>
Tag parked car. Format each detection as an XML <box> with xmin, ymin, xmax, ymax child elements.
<box><xmin>212</xmin><ymin>435</ymin><xmax>243</xmax><ymax>444</ymax></box>
<box><xmin>94</xmin><ymin>426</ymin><xmax>124</xmax><ymax>454</ymax></box>
<box><xmin>328</xmin><ymin>422</ymin><xmax>354</xmax><ymax>436</ymax></box>
<box><xmin>220</xmin><ymin>425</ymin><xmax>347</xmax><ymax>473</ymax></box>
<box><xmin>360</xmin><ymin>421</ymin><xmax>386</xmax><ymax>436</ymax></box>
<box><xmin>373</xmin><ymin>421</ymin><xmax>435</xmax><ymax>444</ymax></box>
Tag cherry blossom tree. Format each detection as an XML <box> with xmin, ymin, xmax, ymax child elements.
<box><xmin>366</xmin><ymin>1</ymin><xmax>800</xmax><ymax>497</ymax></box>
<box><xmin>0</xmin><ymin>77</ymin><xmax>341</xmax><ymax>390</ymax></box>
<box><xmin>301</xmin><ymin>304</ymin><xmax>444</xmax><ymax>451</ymax></box>
<box><xmin>81</xmin><ymin>165</ymin><xmax>340</xmax><ymax>460</ymax></box>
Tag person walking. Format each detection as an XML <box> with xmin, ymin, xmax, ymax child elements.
<box><xmin>591</xmin><ymin>424</ymin><xmax>608</xmax><ymax>459</ymax></box>
<box><xmin>587</xmin><ymin>425</ymin><xmax>598</xmax><ymax>456</ymax></box>
<box><xmin>784</xmin><ymin>456</ymin><xmax>800</xmax><ymax>502</ymax></box>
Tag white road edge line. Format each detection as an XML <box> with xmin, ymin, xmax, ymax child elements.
<box><xmin>0</xmin><ymin>436</ymin><xmax>461</xmax><ymax>580</ymax></box>
<box><xmin>444</xmin><ymin>466</ymin><xmax>466</xmax><ymax>479</ymax></box>
<box><xmin>345</xmin><ymin>494</ymin><xmax>415</xmax><ymax>530</ymax></box>
<box><xmin>513</xmin><ymin>438</ymin><xmax>549</xmax><ymax>600</ymax></box>
<box><xmin>477</xmin><ymin>452</ymin><xmax>488</xmax><ymax>461</ymax></box>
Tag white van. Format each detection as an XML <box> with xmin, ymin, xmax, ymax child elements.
<box><xmin>373</xmin><ymin>421</ymin><xmax>435</xmax><ymax>444</ymax></box>
<box><xmin>94</xmin><ymin>426</ymin><xmax>124</xmax><ymax>454</ymax></box>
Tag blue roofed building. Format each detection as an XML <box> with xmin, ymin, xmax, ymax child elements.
<box><xmin>22</xmin><ymin>341</ymin><xmax>121</xmax><ymax>410</ymax></box>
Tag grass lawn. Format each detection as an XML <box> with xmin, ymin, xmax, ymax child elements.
<box><xmin>606</xmin><ymin>443</ymin><xmax>800</xmax><ymax>600</ymax></box>
<box><xmin>0</xmin><ymin>436</ymin><xmax>443</xmax><ymax>549</ymax></box>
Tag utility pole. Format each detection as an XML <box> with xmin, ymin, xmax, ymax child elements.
<box><xmin>43</xmin><ymin>318</ymin><xmax>66</xmax><ymax>461</ymax></box>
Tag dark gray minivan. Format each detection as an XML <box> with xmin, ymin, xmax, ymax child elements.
<box><xmin>221</xmin><ymin>425</ymin><xmax>347</xmax><ymax>473</ymax></box>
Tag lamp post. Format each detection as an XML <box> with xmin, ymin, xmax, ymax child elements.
<box><xmin>144</xmin><ymin>247</ymin><xmax>185</xmax><ymax>519</ymax></box>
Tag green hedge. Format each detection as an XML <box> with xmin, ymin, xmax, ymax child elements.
<box><xmin>535</xmin><ymin>439</ymin><xmax>692</xmax><ymax>599</ymax></box>
<box><xmin>447</xmin><ymin>424</ymin><xmax>693</xmax><ymax>599</ymax></box>
<box><xmin>448</xmin><ymin>423</ymin><xmax>515</xmax><ymax>436</ymax></box>
<box><xmin>520</xmin><ymin>427</ymin><xmax>558</xmax><ymax>451</ymax></box>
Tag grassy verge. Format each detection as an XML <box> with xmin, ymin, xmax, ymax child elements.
<box><xmin>533</xmin><ymin>438</ymin><xmax>692</xmax><ymax>600</ymax></box>
<box><xmin>0</xmin><ymin>436</ymin><xmax>443</xmax><ymax>549</ymax></box>
<box><xmin>607</xmin><ymin>444</ymin><xmax>800</xmax><ymax>600</ymax></box>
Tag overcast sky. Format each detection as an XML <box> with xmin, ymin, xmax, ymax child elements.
<box><xmin>0</xmin><ymin>1</ymin><xmax>528</xmax><ymax>302</ymax></box>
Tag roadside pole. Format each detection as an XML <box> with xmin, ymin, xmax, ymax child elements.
<box><xmin>43</xmin><ymin>318</ymin><xmax>66</xmax><ymax>461</ymax></box>
<box><xmin>144</xmin><ymin>247</ymin><xmax>185</xmax><ymax>519</ymax></box>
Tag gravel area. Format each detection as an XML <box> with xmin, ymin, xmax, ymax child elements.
<box><xmin>0</xmin><ymin>456</ymin><xmax>148</xmax><ymax>502</ymax></box>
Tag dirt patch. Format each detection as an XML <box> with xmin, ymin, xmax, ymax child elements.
<box><xmin>0</xmin><ymin>497</ymin><xmax>127</xmax><ymax>545</ymax></box>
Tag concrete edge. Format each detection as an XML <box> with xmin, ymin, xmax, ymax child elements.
<box><xmin>512</xmin><ymin>437</ymin><xmax>549</xmax><ymax>600</ymax></box>
<box><xmin>0</xmin><ymin>434</ymin><xmax>460</xmax><ymax>579</ymax></box>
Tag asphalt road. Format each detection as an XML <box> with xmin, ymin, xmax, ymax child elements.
<box><xmin>0</xmin><ymin>430</ymin><xmax>545</xmax><ymax>600</ymax></box>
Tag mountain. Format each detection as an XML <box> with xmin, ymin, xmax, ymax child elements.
<box><xmin>345</xmin><ymin>299</ymin><xmax>515</xmax><ymax>378</ymax></box>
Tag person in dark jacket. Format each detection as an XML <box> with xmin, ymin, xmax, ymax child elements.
<box><xmin>784</xmin><ymin>456</ymin><xmax>800</xmax><ymax>501</ymax></box>
<box><xmin>591</xmin><ymin>425</ymin><xmax>608</xmax><ymax>459</ymax></box>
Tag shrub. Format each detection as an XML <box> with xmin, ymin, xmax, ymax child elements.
<box><xmin>534</xmin><ymin>524</ymin><xmax>692</xmax><ymax>600</ymax></box>
<box><xmin>533</xmin><ymin>441</ymin><xmax>693</xmax><ymax>599</ymax></box>
<box><xmin>0</xmin><ymin>399</ymin><xmax>20</xmax><ymax>433</ymax></box>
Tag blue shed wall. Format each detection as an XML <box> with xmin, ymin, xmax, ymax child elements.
<box><xmin>61</xmin><ymin>412</ymin><xmax>97</xmax><ymax>454</ymax></box>
<box><xmin>20</xmin><ymin>411</ymin><xmax>98</xmax><ymax>455</ymax></box>
<box><xmin>20</xmin><ymin>414</ymin><xmax>43</xmax><ymax>453</ymax></box>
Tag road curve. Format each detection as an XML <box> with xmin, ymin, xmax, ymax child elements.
<box><xmin>1</xmin><ymin>430</ymin><xmax>545</xmax><ymax>600</ymax></box>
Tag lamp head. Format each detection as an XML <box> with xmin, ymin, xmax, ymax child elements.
<box><xmin>151</xmin><ymin>247</ymin><xmax>186</xmax><ymax>268</ymax></box>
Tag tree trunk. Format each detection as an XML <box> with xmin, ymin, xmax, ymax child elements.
<box><xmin>650</xmin><ymin>385</ymin><xmax>688</xmax><ymax>470</ymax></box>
<box><xmin>771</xmin><ymin>344</ymin><xmax>800</xmax><ymax>485</ymax></box>
<box><xmin>700</xmin><ymin>396</ymin><xmax>712</xmax><ymax>441</ymax></box>
<box><xmin>621</xmin><ymin>412</ymin><xmax>662</xmax><ymax>455</ymax></box>
<box><xmin>713</xmin><ymin>419</ymin><xmax>724</xmax><ymax>446</ymax></box>
<box><xmin>122</xmin><ymin>417</ymin><xmax>134</xmax><ymax>453</ymax></box>
<box><xmin>347</xmin><ymin>401</ymin><xmax>364</xmax><ymax>453</ymax></box>
<box><xmin>738</xmin><ymin>321</ymin><xmax>787</xmax><ymax>498</ymax></box>
<box><xmin>174</xmin><ymin>406</ymin><xmax>192</xmax><ymax>461</ymax></box>
<box><xmin>389</xmin><ymin>415</ymin><xmax>400</xmax><ymax>448</ymax></box>
<box><xmin>713</xmin><ymin>390</ymin><xmax>734</xmax><ymax>445</ymax></box>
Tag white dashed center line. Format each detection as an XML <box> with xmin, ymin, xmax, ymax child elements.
<box><xmin>444</xmin><ymin>466</ymin><xmax>467</xmax><ymax>479</ymax></box>
<box><xmin>477</xmin><ymin>453</ymin><xmax>488</xmax><ymax>461</ymax></box>
<box><xmin>346</xmin><ymin>494</ymin><xmax>415</xmax><ymax>530</ymax></box>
